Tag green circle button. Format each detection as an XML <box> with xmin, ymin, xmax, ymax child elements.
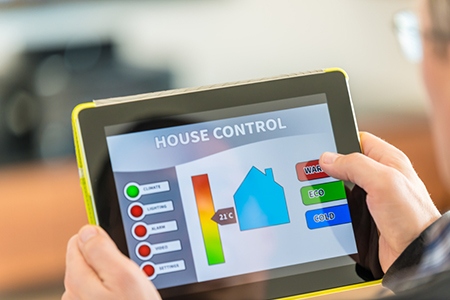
<box><xmin>126</xmin><ymin>184</ymin><xmax>140</xmax><ymax>199</ymax></box>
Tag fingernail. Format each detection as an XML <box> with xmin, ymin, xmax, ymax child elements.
<box><xmin>79</xmin><ymin>226</ymin><xmax>98</xmax><ymax>243</ymax></box>
<box><xmin>321</xmin><ymin>152</ymin><xmax>339</xmax><ymax>164</ymax></box>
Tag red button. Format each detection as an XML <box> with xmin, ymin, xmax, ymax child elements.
<box><xmin>296</xmin><ymin>159</ymin><xmax>329</xmax><ymax>181</ymax></box>
<box><xmin>134</xmin><ymin>224</ymin><xmax>147</xmax><ymax>238</ymax></box>
<box><xmin>138</xmin><ymin>244</ymin><xmax>151</xmax><ymax>257</ymax></box>
<box><xmin>143</xmin><ymin>264</ymin><xmax>155</xmax><ymax>277</ymax></box>
<box><xmin>130</xmin><ymin>205</ymin><xmax>143</xmax><ymax>218</ymax></box>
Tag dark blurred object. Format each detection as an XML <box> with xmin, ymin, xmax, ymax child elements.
<box><xmin>0</xmin><ymin>42</ymin><xmax>171</xmax><ymax>166</ymax></box>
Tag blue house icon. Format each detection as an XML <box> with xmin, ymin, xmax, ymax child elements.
<box><xmin>234</xmin><ymin>167</ymin><xmax>290</xmax><ymax>231</ymax></box>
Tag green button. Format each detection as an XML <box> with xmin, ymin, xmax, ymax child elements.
<box><xmin>126</xmin><ymin>184</ymin><xmax>140</xmax><ymax>199</ymax></box>
<box><xmin>301</xmin><ymin>181</ymin><xmax>346</xmax><ymax>205</ymax></box>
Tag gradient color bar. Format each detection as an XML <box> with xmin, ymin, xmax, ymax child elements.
<box><xmin>192</xmin><ymin>174</ymin><xmax>225</xmax><ymax>265</ymax></box>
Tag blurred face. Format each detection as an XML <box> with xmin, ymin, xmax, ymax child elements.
<box><xmin>419</xmin><ymin>0</ymin><xmax>450</xmax><ymax>189</ymax></box>
<box><xmin>419</xmin><ymin>0</ymin><xmax>450</xmax><ymax>104</ymax></box>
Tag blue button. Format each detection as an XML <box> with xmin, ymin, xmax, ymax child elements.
<box><xmin>305</xmin><ymin>204</ymin><xmax>352</xmax><ymax>230</ymax></box>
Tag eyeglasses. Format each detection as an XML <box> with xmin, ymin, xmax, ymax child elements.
<box><xmin>393</xmin><ymin>10</ymin><xmax>423</xmax><ymax>63</ymax></box>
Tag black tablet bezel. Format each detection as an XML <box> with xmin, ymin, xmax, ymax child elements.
<box><xmin>75</xmin><ymin>70</ymin><xmax>368</xmax><ymax>299</ymax></box>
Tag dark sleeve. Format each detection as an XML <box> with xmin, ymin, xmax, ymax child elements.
<box><xmin>382</xmin><ymin>212</ymin><xmax>450</xmax><ymax>292</ymax></box>
<box><xmin>346</xmin><ymin>185</ymin><xmax>384</xmax><ymax>280</ymax></box>
<box><xmin>381</xmin><ymin>231</ymin><xmax>427</xmax><ymax>289</ymax></box>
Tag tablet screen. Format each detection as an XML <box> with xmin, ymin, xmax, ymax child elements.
<box><xmin>103</xmin><ymin>92</ymin><xmax>359</xmax><ymax>296</ymax></box>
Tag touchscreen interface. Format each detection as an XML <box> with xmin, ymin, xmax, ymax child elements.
<box><xmin>104</xmin><ymin>93</ymin><xmax>358</xmax><ymax>291</ymax></box>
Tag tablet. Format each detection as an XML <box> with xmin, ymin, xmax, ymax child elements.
<box><xmin>72</xmin><ymin>68</ymin><xmax>379</xmax><ymax>299</ymax></box>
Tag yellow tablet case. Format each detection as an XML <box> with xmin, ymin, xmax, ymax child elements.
<box><xmin>71</xmin><ymin>68</ymin><xmax>383</xmax><ymax>299</ymax></box>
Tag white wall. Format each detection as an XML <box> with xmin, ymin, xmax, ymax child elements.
<box><xmin>0</xmin><ymin>0</ymin><xmax>426</xmax><ymax>115</ymax></box>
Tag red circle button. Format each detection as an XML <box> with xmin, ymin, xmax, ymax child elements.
<box><xmin>138</xmin><ymin>244</ymin><xmax>151</xmax><ymax>257</ymax></box>
<box><xmin>143</xmin><ymin>264</ymin><xmax>155</xmax><ymax>277</ymax></box>
<box><xmin>130</xmin><ymin>205</ymin><xmax>143</xmax><ymax>218</ymax></box>
<box><xmin>134</xmin><ymin>225</ymin><xmax>147</xmax><ymax>238</ymax></box>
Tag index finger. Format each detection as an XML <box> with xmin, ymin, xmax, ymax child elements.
<box><xmin>359</xmin><ymin>132</ymin><xmax>415</xmax><ymax>178</ymax></box>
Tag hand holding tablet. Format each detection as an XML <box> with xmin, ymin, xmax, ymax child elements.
<box><xmin>71</xmin><ymin>69</ymin><xmax>381</xmax><ymax>299</ymax></box>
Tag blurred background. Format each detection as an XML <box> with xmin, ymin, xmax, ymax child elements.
<box><xmin>1</xmin><ymin>0</ymin><xmax>448</xmax><ymax>299</ymax></box>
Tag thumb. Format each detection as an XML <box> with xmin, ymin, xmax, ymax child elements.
<box><xmin>319</xmin><ymin>151</ymin><xmax>385</xmax><ymax>193</ymax></box>
<box><xmin>77</xmin><ymin>225</ymin><xmax>141</xmax><ymax>285</ymax></box>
